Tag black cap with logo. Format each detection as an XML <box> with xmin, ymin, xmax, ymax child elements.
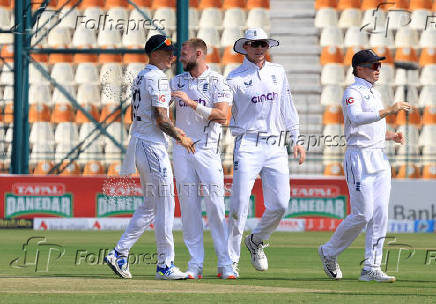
<box><xmin>144</xmin><ymin>34</ymin><xmax>175</xmax><ymax>55</ymax></box>
<box><xmin>352</xmin><ymin>49</ymin><xmax>386</xmax><ymax>68</ymax></box>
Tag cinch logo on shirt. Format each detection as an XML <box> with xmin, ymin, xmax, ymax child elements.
<box><xmin>178</xmin><ymin>98</ymin><xmax>206</xmax><ymax>107</ymax></box>
<box><xmin>251</xmin><ymin>92</ymin><xmax>278</xmax><ymax>103</ymax></box>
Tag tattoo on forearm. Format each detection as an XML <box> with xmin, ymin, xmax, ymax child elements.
<box><xmin>154</xmin><ymin>107</ymin><xmax>180</xmax><ymax>140</ymax></box>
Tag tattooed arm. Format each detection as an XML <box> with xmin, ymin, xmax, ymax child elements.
<box><xmin>154</xmin><ymin>106</ymin><xmax>195</xmax><ymax>153</ymax></box>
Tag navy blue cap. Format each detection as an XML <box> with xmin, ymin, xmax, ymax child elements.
<box><xmin>145</xmin><ymin>35</ymin><xmax>175</xmax><ymax>55</ymax></box>
<box><xmin>352</xmin><ymin>49</ymin><xmax>386</xmax><ymax>68</ymax></box>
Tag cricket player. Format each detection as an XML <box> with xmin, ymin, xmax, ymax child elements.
<box><xmin>170</xmin><ymin>38</ymin><xmax>237</xmax><ymax>280</ymax></box>
<box><xmin>226</xmin><ymin>28</ymin><xmax>306</xmax><ymax>275</ymax></box>
<box><xmin>319</xmin><ymin>49</ymin><xmax>412</xmax><ymax>282</ymax></box>
<box><xmin>104</xmin><ymin>35</ymin><xmax>195</xmax><ymax>280</ymax></box>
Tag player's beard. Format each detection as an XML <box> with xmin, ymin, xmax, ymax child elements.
<box><xmin>183</xmin><ymin>60</ymin><xmax>197</xmax><ymax>72</ymax></box>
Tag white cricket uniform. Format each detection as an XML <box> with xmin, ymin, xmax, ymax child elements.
<box><xmin>226</xmin><ymin>57</ymin><xmax>300</xmax><ymax>263</ymax></box>
<box><xmin>322</xmin><ymin>76</ymin><xmax>391</xmax><ymax>271</ymax></box>
<box><xmin>170</xmin><ymin>66</ymin><xmax>234</xmax><ymax>268</ymax></box>
<box><xmin>117</xmin><ymin>64</ymin><xmax>176</xmax><ymax>268</ymax></box>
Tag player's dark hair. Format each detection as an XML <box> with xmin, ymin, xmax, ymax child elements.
<box><xmin>352</xmin><ymin>67</ymin><xmax>358</xmax><ymax>77</ymax></box>
<box><xmin>182</xmin><ymin>38</ymin><xmax>207</xmax><ymax>54</ymax></box>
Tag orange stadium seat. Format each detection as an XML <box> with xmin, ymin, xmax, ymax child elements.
<box><xmin>124</xmin><ymin>106</ymin><xmax>132</xmax><ymax>124</ymax></box>
<box><xmin>385</xmin><ymin>0</ymin><xmax>409</xmax><ymax>10</ymax></box>
<box><xmin>422</xmin><ymin>164</ymin><xmax>436</xmax><ymax>179</ymax></box>
<box><xmin>128</xmin><ymin>0</ymin><xmax>152</xmax><ymax>8</ymax></box>
<box><xmin>315</xmin><ymin>0</ymin><xmax>337</xmax><ymax>10</ymax></box>
<box><xmin>29</xmin><ymin>104</ymin><xmax>51</xmax><ymax>123</ymax></box>
<box><xmin>419</xmin><ymin>48</ymin><xmax>436</xmax><ymax>67</ymax></box>
<box><xmin>1</xmin><ymin>45</ymin><xmax>13</xmax><ymax>63</ymax></box>
<box><xmin>361</xmin><ymin>0</ymin><xmax>385</xmax><ymax>10</ymax></box>
<box><xmin>246</xmin><ymin>0</ymin><xmax>270</xmax><ymax>9</ymax></box>
<box><xmin>337</xmin><ymin>0</ymin><xmax>360</xmax><ymax>10</ymax></box>
<box><xmin>199</xmin><ymin>0</ymin><xmax>222</xmax><ymax>9</ymax></box>
<box><xmin>78</xmin><ymin>0</ymin><xmax>104</xmax><ymax>9</ymax></box>
<box><xmin>395</xmin><ymin>47</ymin><xmax>419</xmax><ymax>65</ymax></box>
<box><xmin>123</xmin><ymin>53</ymin><xmax>148</xmax><ymax>63</ymax></box>
<box><xmin>30</xmin><ymin>0</ymin><xmax>57</xmax><ymax>9</ymax></box>
<box><xmin>56</xmin><ymin>0</ymin><xmax>75</xmax><ymax>7</ymax></box>
<box><xmin>422</xmin><ymin>106</ymin><xmax>436</xmax><ymax>124</ymax></box>
<box><xmin>105</xmin><ymin>0</ymin><xmax>129</xmax><ymax>8</ymax></box>
<box><xmin>3</xmin><ymin>102</ymin><xmax>13</xmax><ymax>123</ymax></box>
<box><xmin>48</xmin><ymin>53</ymin><xmax>74</xmax><ymax>63</ymax></box>
<box><xmin>52</xmin><ymin>104</ymin><xmax>75</xmax><ymax>123</ymax></box>
<box><xmin>0</xmin><ymin>0</ymin><xmax>9</xmax><ymax>7</ymax></box>
<box><xmin>74</xmin><ymin>54</ymin><xmax>98</xmax><ymax>63</ymax></box>
<box><xmin>76</xmin><ymin>104</ymin><xmax>100</xmax><ymax>124</ymax></box>
<box><xmin>33</xmin><ymin>160</ymin><xmax>55</xmax><ymax>175</ymax></box>
<box><xmin>99</xmin><ymin>54</ymin><xmax>123</xmax><ymax>63</ymax></box>
<box><xmin>409</xmin><ymin>0</ymin><xmax>433</xmax><ymax>10</ymax></box>
<box><xmin>100</xmin><ymin>104</ymin><xmax>122</xmax><ymax>123</ymax></box>
<box><xmin>320</xmin><ymin>46</ymin><xmax>344</xmax><ymax>65</ymax></box>
<box><xmin>396</xmin><ymin>164</ymin><xmax>421</xmax><ymax>178</ymax></box>
<box><xmin>205</xmin><ymin>47</ymin><xmax>220</xmax><ymax>63</ymax></box>
<box><xmin>223</xmin><ymin>0</ymin><xmax>245</xmax><ymax>9</ymax></box>
<box><xmin>395</xmin><ymin>109</ymin><xmax>421</xmax><ymax>126</ymax></box>
<box><xmin>59</xmin><ymin>160</ymin><xmax>82</xmax><ymax>175</ymax></box>
<box><xmin>152</xmin><ymin>0</ymin><xmax>176</xmax><ymax>9</ymax></box>
<box><xmin>107</xmin><ymin>161</ymin><xmax>122</xmax><ymax>176</ymax></box>
<box><xmin>83</xmin><ymin>160</ymin><xmax>106</xmax><ymax>175</ymax></box>
<box><xmin>433</xmin><ymin>0</ymin><xmax>436</xmax><ymax>11</ymax></box>
<box><xmin>323</xmin><ymin>105</ymin><xmax>344</xmax><ymax>124</ymax></box>
<box><xmin>344</xmin><ymin>47</ymin><xmax>362</xmax><ymax>65</ymax></box>
<box><xmin>221</xmin><ymin>47</ymin><xmax>244</xmax><ymax>64</ymax></box>
<box><xmin>190</xmin><ymin>0</ymin><xmax>200</xmax><ymax>7</ymax></box>
<box><xmin>324</xmin><ymin>163</ymin><xmax>344</xmax><ymax>176</ymax></box>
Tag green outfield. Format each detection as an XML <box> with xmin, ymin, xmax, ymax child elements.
<box><xmin>0</xmin><ymin>230</ymin><xmax>435</xmax><ymax>303</ymax></box>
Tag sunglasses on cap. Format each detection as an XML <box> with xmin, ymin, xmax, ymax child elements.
<box><xmin>245</xmin><ymin>40</ymin><xmax>269</xmax><ymax>48</ymax></box>
<box><xmin>359</xmin><ymin>62</ymin><xmax>381</xmax><ymax>71</ymax></box>
<box><xmin>150</xmin><ymin>38</ymin><xmax>173</xmax><ymax>53</ymax></box>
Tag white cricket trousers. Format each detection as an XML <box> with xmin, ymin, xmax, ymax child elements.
<box><xmin>173</xmin><ymin>144</ymin><xmax>232</xmax><ymax>268</ymax></box>
<box><xmin>228</xmin><ymin>135</ymin><xmax>290</xmax><ymax>263</ymax></box>
<box><xmin>322</xmin><ymin>147</ymin><xmax>391</xmax><ymax>270</ymax></box>
<box><xmin>116</xmin><ymin>138</ymin><xmax>175</xmax><ymax>268</ymax></box>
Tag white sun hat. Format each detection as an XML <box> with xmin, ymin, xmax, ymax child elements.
<box><xmin>233</xmin><ymin>28</ymin><xmax>279</xmax><ymax>55</ymax></box>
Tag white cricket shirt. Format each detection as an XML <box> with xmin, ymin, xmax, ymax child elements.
<box><xmin>170</xmin><ymin>66</ymin><xmax>232</xmax><ymax>148</ymax></box>
<box><xmin>342</xmin><ymin>77</ymin><xmax>386</xmax><ymax>149</ymax></box>
<box><xmin>226</xmin><ymin>57</ymin><xmax>300</xmax><ymax>141</ymax></box>
<box><xmin>129</xmin><ymin>64</ymin><xmax>171</xmax><ymax>145</ymax></box>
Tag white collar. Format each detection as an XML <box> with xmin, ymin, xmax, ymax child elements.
<box><xmin>186</xmin><ymin>65</ymin><xmax>211</xmax><ymax>79</ymax></box>
<box><xmin>354</xmin><ymin>76</ymin><xmax>374</xmax><ymax>89</ymax></box>
<box><xmin>242</xmin><ymin>57</ymin><xmax>268</xmax><ymax>71</ymax></box>
<box><xmin>146</xmin><ymin>64</ymin><xmax>161</xmax><ymax>71</ymax></box>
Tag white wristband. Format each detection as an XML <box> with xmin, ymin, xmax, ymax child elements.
<box><xmin>195</xmin><ymin>103</ymin><xmax>212</xmax><ymax>120</ymax></box>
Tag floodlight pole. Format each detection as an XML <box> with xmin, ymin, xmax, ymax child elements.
<box><xmin>176</xmin><ymin>0</ymin><xmax>189</xmax><ymax>75</ymax></box>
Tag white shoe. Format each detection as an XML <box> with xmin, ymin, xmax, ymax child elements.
<box><xmin>244</xmin><ymin>234</ymin><xmax>268</xmax><ymax>271</ymax></box>
<box><xmin>359</xmin><ymin>269</ymin><xmax>396</xmax><ymax>282</ymax></box>
<box><xmin>186</xmin><ymin>264</ymin><xmax>203</xmax><ymax>279</ymax></box>
<box><xmin>155</xmin><ymin>263</ymin><xmax>188</xmax><ymax>280</ymax></box>
<box><xmin>104</xmin><ymin>249</ymin><xmax>132</xmax><ymax>279</ymax></box>
<box><xmin>318</xmin><ymin>246</ymin><xmax>342</xmax><ymax>280</ymax></box>
<box><xmin>218</xmin><ymin>262</ymin><xmax>240</xmax><ymax>278</ymax></box>
<box><xmin>221</xmin><ymin>264</ymin><xmax>237</xmax><ymax>279</ymax></box>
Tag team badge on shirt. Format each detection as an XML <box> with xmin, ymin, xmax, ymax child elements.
<box><xmin>202</xmin><ymin>82</ymin><xmax>209</xmax><ymax>93</ymax></box>
<box><xmin>345</xmin><ymin>97</ymin><xmax>355</xmax><ymax>105</ymax></box>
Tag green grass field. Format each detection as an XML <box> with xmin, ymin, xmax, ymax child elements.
<box><xmin>1</xmin><ymin>230</ymin><xmax>435</xmax><ymax>303</ymax></box>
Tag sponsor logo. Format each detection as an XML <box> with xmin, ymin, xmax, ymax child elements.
<box><xmin>178</xmin><ymin>98</ymin><xmax>206</xmax><ymax>107</ymax></box>
<box><xmin>244</xmin><ymin>79</ymin><xmax>253</xmax><ymax>87</ymax></box>
<box><xmin>5</xmin><ymin>183</ymin><xmax>73</xmax><ymax>218</ymax></box>
<box><xmin>356</xmin><ymin>181</ymin><xmax>361</xmax><ymax>192</ymax></box>
<box><xmin>305</xmin><ymin>218</ymin><xmax>343</xmax><ymax>231</ymax></box>
<box><xmin>201</xmin><ymin>195</ymin><xmax>255</xmax><ymax>218</ymax></box>
<box><xmin>286</xmin><ymin>185</ymin><xmax>347</xmax><ymax>219</ymax></box>
<box><xmin>345</xmin><ymin>97</ymin><xmax>355</xmax><ymax>105</ymax></box>
<box><xmin>387</xmin><ymin>220</ymin><xmax>415</xmax><ymax>233</ymax></box>
<box><xmin>251</xmin><ymin>92</ymin><xmax>278</xmax><ymax>103</ymax></box>
<box><xmin>217</xmin><ymin>92</ymin><xmax>231</xmax><ymax>99</ymax></box>
<box><xmin>96</xmin><ymin>194</ymin><xmax>143</xmax><ymax>217</ymax></box>
<box><xmin>234</xmin><ymin>160</ymin><xmax>239</xmax><ymax>171</ymax></box>
<box><xmin>159</xmin><ymin>94</ymin><xmax>166</xmax><ymax>103</ymax></box>
<box><xmin>0</xmin><ymin>218</ymin><xmax>33</xmax><ymax>229</ymax></box>
<box><xmin>414</xmin><ymin>220</ymin><xmax>434</xmax><ymax>233</ymax></box>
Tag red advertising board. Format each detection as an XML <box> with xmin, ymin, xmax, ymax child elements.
<box><xmin>0</xmin><ymin>175</ymin><xmax>349</xmax><ymax>221</ymax></box>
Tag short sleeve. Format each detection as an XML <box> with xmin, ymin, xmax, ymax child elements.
<box><xmin>149</xmin><ymin>74</ymin><xmax>170</xmax><ymax>109</ymax></box>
